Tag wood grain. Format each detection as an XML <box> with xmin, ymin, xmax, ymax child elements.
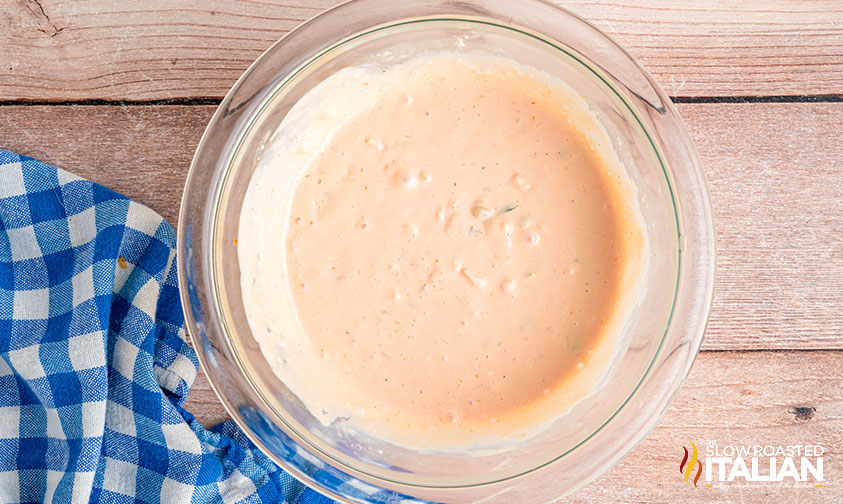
<box><xmin>186</xmin><ymin>369</ymin><xmax>232</xmax><ymax>427</ymax></box>
<box><xmin>0</xmin><ymin>104</ymin><xmax>213</xmax><ymax>225</ymax></box>
<box><xmin>3</xmin><ymin>2</ymin><xmax>840</xmax><ymax>501</ymax></box>
<box><xmin>576</xmin><ymin>351</ymin><xmax>843</xmax><ymax>503</ymax></box>
<box><xmin>1</xmin><ymin>102</ymin><xmax>840</xmax><ymax>350</ymax></box>
<box><xmin>684</xmin><ymin>103</ymin><xmax>843</xmax><ymax>351</ymax></box>
<box><xmin>183</xmin><ymin>351</ymin><xmax>843</xmax><ymax>502</ymax></box>
<box><xmin>1</xmin><ymin>0</ymin><xmax>842</xmax><ymax>101</ymax></box>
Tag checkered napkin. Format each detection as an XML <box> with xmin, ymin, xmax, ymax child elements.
<box><xmin>0</xmin><ymin>150</ymin><xmax>335</xmax><ymax>504</ymax></box>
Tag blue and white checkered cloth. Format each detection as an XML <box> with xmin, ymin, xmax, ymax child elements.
<box><xmin>0</xmin><ymin>150</ymin><xmax>335</xmax><ymax>504</ymax></box>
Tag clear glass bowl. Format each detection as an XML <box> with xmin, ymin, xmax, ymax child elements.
<box><xmin>178</xmin><ymin>0</ymin><xmax>715</xmax><ymax>502</ymax></box>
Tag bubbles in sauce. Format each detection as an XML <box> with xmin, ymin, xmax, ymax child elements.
<box><xmin>238</xmin><ymin>52</ymin><xmax>646</xmax><ymax>449</ymax></box>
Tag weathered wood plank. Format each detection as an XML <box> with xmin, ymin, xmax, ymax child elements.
<box><xmin>1</xmin><ymin>0</ymin><xmax>842</xmax><ymax>101</ymax></box>
<box><xmin>0</xmin><ymin>104</ymin><xmax>213</xmax><ymax>225</ymax></box>
<box><xmin>185</xmin><ymin>351</ymin><xmax>843</xmax><ymax>502</ymax></box>
<box><xmin>684</xmin><ymin>103</ymin><xmax>843</xmax><ymax>351</ymax></box>
<box><xmin>187</xmin><ymin>369</ymin><xmax>232</xmax><ymax>428</ymax></box>
<box><xmin>576</xmin><ymin>351</ymin><xmax>843</xmax><ymax>503</ymax></box>
<box><xmin>1</xmin><ymin>103</ymin><xmax>840</xmax><ymax>350</ymax></box>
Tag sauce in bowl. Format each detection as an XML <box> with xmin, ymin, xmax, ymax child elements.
<box><xmin>238</xmin><ymin>53</ymin><xmax>647</xmax><ymax>449</ymax></box>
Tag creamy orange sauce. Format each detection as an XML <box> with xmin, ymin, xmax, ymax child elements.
<box><xmin>238</xmin><ymin>53</ymin><xmax>646</xmax><ymax>449</ymax></box>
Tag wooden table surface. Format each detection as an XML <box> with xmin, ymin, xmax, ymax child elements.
<box><xmin>2</xmin><ymin>1</ymin><xmax>841</xmax><ymax>502</ymax></box>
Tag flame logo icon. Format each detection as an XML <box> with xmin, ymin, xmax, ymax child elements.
<box><xmin>680</xmin><ymin>441</ymin><xmax>703</xmax><ymax>487</ymax></box>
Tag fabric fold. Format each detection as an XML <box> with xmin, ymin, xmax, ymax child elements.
<box><xmin>0</xmin><ymin>150</ymin><xmax>329</xmax><ymax>504</ymax></box>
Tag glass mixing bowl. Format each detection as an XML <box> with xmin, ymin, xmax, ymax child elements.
<box><xmin>178</xmin><ymin>0</ymin><xmax>715</xmax><ymax>502</ymax></box>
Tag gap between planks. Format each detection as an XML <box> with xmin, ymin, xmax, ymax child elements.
<box><xmin>1</xmin><ymin>94</ymin><xmax>843</xmax><ymax>107</ymax></box>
